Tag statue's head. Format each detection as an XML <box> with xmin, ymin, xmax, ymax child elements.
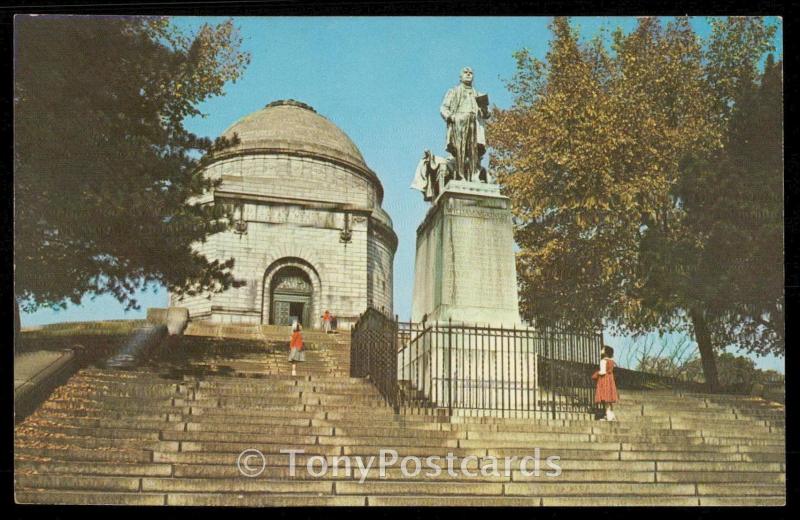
<box><xmin>460</xmin><ymin>67</ymin><xmax>474</xmax><ymax>86</ymax></box>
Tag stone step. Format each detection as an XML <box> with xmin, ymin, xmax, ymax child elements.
<box><xmin>656</xmin><ymin>461</ymin><xmax>783</xmax><ymax>472</ymax></box>
<box><xmin>176</xmin><ymin>435</ymin><xmax>460</xmax><ymax>450</ymax></box>
<box><xmin>16</xmin><ymin>475</ymin><xmax>335</xmax><ymax>494</ymax></box>
<box><xmin>79</xmin><ymin>369</ymin><xmax>366</xmax><ymax>385</ymax></box>
<box><xmin>696</xmin><ymin>483</ymin><xmax>785</xmax><ymax>496</ymax></box>
<box><xmin>161</xmin><ymin>430</ymin><xmax>333</xmax><ymax>444</ymax></box>
<box><xmin>442</xmin><ymin>422</ymin><xmax>599</xmax><ymax>434</ymax></box>
<box><xmin>190</xmin><ymin>386</ymin><xmax>377</xmax><ymax>398</ymax></box>
<box><xmin>447</xmin><ymin>414</ymin><xmax>665</xmax><ymax>426</ymax></box>
<box><xmin>668</xmin><ymin>418</ymin><xmax>773</xmax><ymax>428</ymax></box>
<box><xmin>15</xmin><ymin>490</ymin><xmax>366</xmax><ymax>507</ymax></box>
<box><xmin>16</xmin><ymin>424</ymin><xmax>162</xmax><ymax>441</ymax></box>
<box><xmin>187</xmin><ymin>387</ymin><xmax>380</xmax><ymax>399</ymax></box>
<box><xmin>697</xmin><ymin>497</ymin><xmax>785</xmax><ymax>506</ymax></box>
<box><xmin>42</xmin><ymin>397</ymin><xmax>182</xmax><ymax>410</ymax></box>
<box><xmin>186</xmin><ymin>421</ymin><xmax>335</xmax><ymax>434</ymax></box>
<box><xmin>61</xmin><ymin>386</ymin><xmax>182</xmax><ymax>399</ymax></box>
<box><xmin>596</xmin><ymin>434</ymin><xmax>784</xmax><ymax>446</ymax></box>
<box><xmin>16</xmin><ymin>474</ymin><xmax>143</xmax><ymax>492</ymax></box>
<box><xmin>192</xmin><ymin>379</ymin><xmax>373</xmax><ymax>391</ymax></box>
<box><xmin>339</xmin><ymin>446</ymin><xmax>615</xmax><ymax>460</ymax></box>
<box><xmin>142</xmin><ymin>478</ymin><xmax>334</xmax><ymax>494</ymax></box>
<box><xmin>179</xmin><ymin>442</ymin><xmax>343</xmax><ymax>456</ymax></box>
<box><xmin>23</xmin><ymin>414</ymin><xmax>190</xmax><ymax>431</ymax></box>
<box><xmin>188</xmin><ymin>395</ymin><xmax>391</xmax><ymax>407</ymax></box>
<box><xmin>73</xmin><ymin>370</ymin><xmax>182</xmax><ymax>383</ymax></box>
<box><xmin>144</xmin><ymin>451</ymin><xmax>660</xmax><ymax>471</ymax></box>
<box><xmin>28</xmin><ymin>412</ymin><xmax>736</xmax><ymax>446</ymax></box>
<box><xmin>463</xmin><ymin>430</ymin><xmax>592</xmax><ymax>443</ymax></box>
<box><xmin>167</xmin><ymin>494</ymin><xmax>365</xmax><ymax>507</ymax></box>
<box><xmin>15</xmin><ymin>461</ymin><xmax>173</xmax><ymax>477</ymax></box>
<box><xmin>615</xmin><ymin>403</ymin><xmax>730</xmax><ymax>412</ymax></box>
<box><xmin>728</xmin><ymin>407</ymin><xmax>785</xmax><ymax>415</ymax></box>
<box><xmin>183</xmin><ymin>359</ymin><xmax>345</xmax><ymax>368</ymax></box>
<box><xmin>164</xmin><ymin>465</ymin><xmax>662</xmax><ymax>483</ymax></box>
<box><xmin>618</xmin><ymin>443</ymin><xmax>735</xmax><ymax>453</ymax></box>
<box><xmin>150</xmin><ymin>451</ymin><xmax>330</xmax><ymax>465</ymax></box>
<box><xmin>597</xmin><ymin>424</ymin><xmax>777</xmax><ymax>438</ymax></box>
<box><xmin>312</xmin><ymin>425</ymin><xmax>458</xmax><ymax>439</ymax></box>
<box><xmin>187</xmin><ymin>407</ymin><xmax>320</xmax><ymax>421</ymax></box>
<box><xmin>14</xmin><ymin>434</ymin><xmax>179</xmax><ymax>452</ymax></box>
<box><xmin>504</xmin><ymin>481</ymin><xmax>697</xmax><ymax>496</ymax></box>
<box><xmin>39</xmin><ymin>402</ymin><xmax>186</xmax><ymax>416</ymax></box>
<box><xmin>366</xmin><ymin>496</ymin><xmax>698</xmax><ymax>506</ymax></box>
<box><xmin>694</xmin><ymin>436</ymin><xmax>783</xmax><ymax>446</ymax></box>
<box><xmin>339</xmin><ymin>481</ymin><xmax>506</xmax><ymax>496</ymax></box>
<box><xmin>15</xmin><ymin>446</ymin><xmax>153</xmax><ymax>464</ymax></box>
<box><xmin>736</xmin><ymin>444</ymin><xmax>785</xmax><ymax>454</ymax></box>
<box><xmin>619</xmin><ymin>451</ymin><xmax>743</xmax><ymax>462</ymax></box>
<box><xmin>22</xmin><ymin>421</ymin><xmax>336</xmax><ymax>440</ymax></box>
<box><xmin>188</xmin><ymin>402</ymin><xmax>392</xmax><ymax>415</ymax></box>
<box><xmin>626</xmin><ymin>409</ymin><xmax>751</xmax><ymax>419</ymax></box>
<box><xmin>67</xmin><ymin>376</ymin><xmax>182</xmax><ymax>388</ymax></box>
<box><xmin>655</xmin><ymin>471</ymin><xmax>784</xmax><ymax>484</ymax></box>
<box><xmin>187</xmin><ymin>407</ymin><xmax>342</xmax><ymax>422</ymax></box>
<box><xmin>459</xmin><ymin>438</ymin><xmax>622</xmax><ymax>451</ymax></box>
<box><xmin>15</xmin><ymin>490</ymin><xmax>167</xmax><ymax>506</ymax></box>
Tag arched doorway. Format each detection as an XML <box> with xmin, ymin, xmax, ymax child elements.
<box><xmin>269</xmin><ymin>266</ymin><xmax>313</xmax><ymax>326</ymax></box>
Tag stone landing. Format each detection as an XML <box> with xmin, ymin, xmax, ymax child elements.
<box><xmin>411</xmin><ymin>181</ymin><xmax>521</xmax><ymax>326</ymax></box>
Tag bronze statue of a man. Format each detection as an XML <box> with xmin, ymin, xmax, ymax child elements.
<box><xmin>440</xmin><ymin>67</ymin><xmax>490</xmax><ymax>182</ymax></box>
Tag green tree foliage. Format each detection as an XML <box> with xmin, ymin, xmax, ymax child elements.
<box><xmin>679</xmin><ymin>353</ymin><xmax>783</xmax><ymax>395</ymax></box>
<box><xmin>680</xmin><ymin>53</ymin><xmax>783</xmax><ymax>358</ymax></box>
<box><xmin>14</xmin><ymin>16</ymin><xmax>251</xmax><ymax>314</ymax></box>
<box><xmin>489</xmin><ymin>17</ymin><xmax>781</xmax><ymax>390</ymax></box>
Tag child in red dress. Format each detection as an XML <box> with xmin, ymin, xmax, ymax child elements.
<box><xmin>594</xmin><ymin>345</ymin><xmax>619</xmax><ymax>421</ymax></box>
<box><xmin>289</xmin><ymin>321</ymin><xmax>305</xmax><ymax>376</ymax></box>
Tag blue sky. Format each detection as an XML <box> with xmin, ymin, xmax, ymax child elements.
<box><xmin>20</xmin><ymin>17</ymin><xmax>784</xmax><ymax>372</ymax></box>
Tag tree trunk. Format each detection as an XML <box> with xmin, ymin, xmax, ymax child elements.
<box><xmin>690</xmin><ymin>308</ymin><xmax>719</xmax><ymax>392</ymax></box>
<box><xmin>14</xmin><ymin>299</ymin><xmax>21</xmax><ymax>352</ymax></box>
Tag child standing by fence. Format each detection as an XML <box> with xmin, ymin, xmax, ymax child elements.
<box><xmin>593</xmin><ymin>345</ymin><xmax>618</xmax><ymax>421</ymax></box>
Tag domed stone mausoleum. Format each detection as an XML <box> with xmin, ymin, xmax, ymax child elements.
<box><xmin>170</xmin><ymin>100</ymin><xmax>397</xmax><ymax>328</ymax></box>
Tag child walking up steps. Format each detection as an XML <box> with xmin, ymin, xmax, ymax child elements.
<box><xmin>288</xmin><ymin>321</ymin><xmax>305</xmax><ymax>376</ymax></box>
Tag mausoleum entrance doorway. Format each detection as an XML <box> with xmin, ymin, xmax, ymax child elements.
<box><xmin>269</xmin><ymin>266</ymin><xmax>313</xmax><ymax>326</ymax></box>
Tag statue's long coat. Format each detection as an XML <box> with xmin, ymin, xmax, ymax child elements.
<box><xmin>440</xmin><ymin>84</ymin><xmax>488</xmax><ymax>158</ymax></box>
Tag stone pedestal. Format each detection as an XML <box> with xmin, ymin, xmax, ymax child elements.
<box><xmin>411</xmin><ymin>181</ymin><xmax>521</xmax><ymax>326</ymax></box>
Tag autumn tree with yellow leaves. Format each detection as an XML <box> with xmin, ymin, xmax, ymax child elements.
<box><xmin>489</xmin><ymin>17</ymin><xmax>781</xmax><ymax>390</ymax></box>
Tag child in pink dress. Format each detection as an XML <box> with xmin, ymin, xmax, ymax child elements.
<box><xmin>594</xmin><ymin>346</ymin><xmax>619</xmax><ymax>421</ymax></box>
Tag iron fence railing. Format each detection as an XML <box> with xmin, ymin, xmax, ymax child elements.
<box><xmin>350</xmin><ymin>307</ymin><xmax>603</xmax><ymax>417</ymax></box>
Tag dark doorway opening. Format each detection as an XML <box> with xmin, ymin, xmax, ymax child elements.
<box><xmin>269</xmin><ymin>266</ymin><xmax>313</xmax><ymax>326</ymax></box>
<box><xmin>289</xmin><ymin>302</ymin><xmax>305</xmax><ymax>326</ymax></box>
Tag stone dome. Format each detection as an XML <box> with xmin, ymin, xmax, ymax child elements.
<box><xmin>218</xmin><ymin>99</ymin><xmax>368</xmax><ymax>172</ymax></box>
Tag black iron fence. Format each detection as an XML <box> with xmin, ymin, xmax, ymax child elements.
<box><xmin>351</xmin><ymin>307</ymin><xmax>603</xmax><ymax>417</ymax></box>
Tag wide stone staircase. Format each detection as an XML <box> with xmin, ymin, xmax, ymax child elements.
<box><xmin>15</xmin><ymin>323</ymin><xmax>785</xmax><ymax>506</ymax></box>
